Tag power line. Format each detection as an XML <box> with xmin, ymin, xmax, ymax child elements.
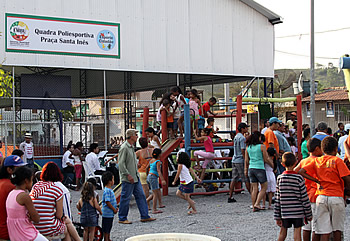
<box><xmin>275</xmin><ymin>50</ymin><xmax>339</xmax><ymax>60</ymax></box>
<box><xmin>276</xmin><ymin>26</ymin><xmax>350</xmax><ymax>38</ymax></box>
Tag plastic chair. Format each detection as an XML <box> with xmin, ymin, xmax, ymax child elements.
<box><xmin>82</xmin><ymin>161</ymin><xmax>104</xmax><ymax>189</ymax></box>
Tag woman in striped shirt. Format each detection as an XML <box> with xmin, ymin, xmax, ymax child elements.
<box><xmin>30</xmin><ymin>162</ymin><xmax>80</xmax><ymax>240</ymax></box>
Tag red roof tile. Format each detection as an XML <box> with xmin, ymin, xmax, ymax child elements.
<box><xmin>302</xmin><ymin>89</ymin><xmax>349</xmax><ymax>102</ymax></box>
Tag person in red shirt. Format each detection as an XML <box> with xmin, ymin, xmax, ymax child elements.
<box><xmin>199</xmin><ymin>97</ymin><xmax>217</xmax><ymax>118</ymax></box>
<box><xmin>0</xmin><ymin>155</ymin><xmax>27</xmax><ymax>240</ymax></box>
<box><xmin>299</xmin><ymin>137</ymin><xmax>350</xmax><ymax>241</ymax></box>
<box><xmin>294</xmin><ymin>138</ymin><xmax>323</xmax><ymax>241</ymax></box>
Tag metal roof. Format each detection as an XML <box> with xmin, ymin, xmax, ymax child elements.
<box><xmin>240</xmin><ymin>0</ymin><xmax>283</xmax><ymax>25</ymax></box>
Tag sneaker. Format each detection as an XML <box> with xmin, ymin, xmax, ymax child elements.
<box><xmin>227</xmin><ymin>197</ymin><xmax>237</xmax><ymax>203</ymax></box>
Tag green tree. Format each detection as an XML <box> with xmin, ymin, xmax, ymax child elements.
<box><xmin>0</xmin><ymin>69</ymin><xmax>13</xmax><ymax>97</ymax></box>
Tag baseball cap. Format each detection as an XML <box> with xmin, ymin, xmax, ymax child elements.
<box><xmin>269</xmin><ymin>117</ymin><xmax>282</xmax><ymax>124</ymax></box>
<box><xmin>345</xmin><ymin>124</ymin><xmax>350</xmax><ymax>132</ymax></box>
<box><xmin>291</xmin><ymin>112</ymin><xmax>297</xmax><ymax>116</ymax></box>
<box><xmin>126</xmin><ymin>129</ymin><xmax>138</xmax><ymax>138</ymax></box>
<box><xmin>238</xmin><ymin>122</ymin><xmax>250</xmax><ymax>130</ymax></box>
<box><xmin>24</xmin><ymin>133</ymin><xmax>32</xmax><ymax>138</ymax></box>
<box><xmin>3</xmin><ymin>155</ymin><xmax>26</xmax><ymax>167</ymax></box>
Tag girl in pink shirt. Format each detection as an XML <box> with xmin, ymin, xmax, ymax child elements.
<box><xmin>193</xmin><ymin>128</ymin><xmax>215</xmax><ymax>181</ymax></box>
<box><xmin>6</xmin><ymin>166</ymin><xmax>48</xmax><ymax>241</ymax></box>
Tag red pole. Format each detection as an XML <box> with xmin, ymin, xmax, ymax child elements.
<box><xmin>160</xmin><ymin>109</ymin><xmax>169</xmax><ymax>195</ymax></box>
<box><xmin>236</xmin><ymin>95</ymin><xmax>243</xmax><ymax>131</ymax></box>
<box><xmin>142</xmin><ymin>107</ymin><xmax>149</xmax><ymax>138</ymax></box>
<box><xmin>297</xmin><ymin>95</ymin><xmax>303</xmax><ymax>161</ymax></box>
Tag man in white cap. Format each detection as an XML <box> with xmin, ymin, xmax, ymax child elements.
<box><xmin>19</xmin><ymin>133</ymin><xmax>34</xmax><ymax>168</ymax></box>
<box><xmin>118</xmin><ymin>129</ymin><xmax>156</xmax><ymax>224</ymax></box>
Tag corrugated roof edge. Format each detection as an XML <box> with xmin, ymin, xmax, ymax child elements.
<box><xmin>240</xmin><ymin>0</ymin><xmax>283</xmax><ymax>25</ymax></box>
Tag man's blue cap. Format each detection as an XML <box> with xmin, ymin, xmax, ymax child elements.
<box><xmin>269</xmin><ymin>117</ymin><xmax>282</xmax><ymax>124</ymax></box>
<box><xmin>3</xmin><ymin>155</ymin><xmax>26</xmax><ymax>167</ymax></box>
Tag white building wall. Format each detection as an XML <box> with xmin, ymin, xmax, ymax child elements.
<box><xmin>0</xmin><ymin>0</ymin><xmax>275</xmax><ymax>77</ymax></box>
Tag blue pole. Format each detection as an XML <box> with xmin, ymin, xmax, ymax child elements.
<box><xmin>184</xmin><ymin>104</ymin><xmax>191</xmax><ymax>156</ymax></box>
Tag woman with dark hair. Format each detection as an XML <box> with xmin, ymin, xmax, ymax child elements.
<box><xmin>30</xmin><ymin>162</ymin><xmax>80</xmax><ymax>240</ymax></box>
<box><xmin>136</xmin><ymin>137</ymin><xmax>154</xmax><ymax>199</ymax></box>
<box><xmin>244</xmin><ymin>131</ymin><xmax>272</xmax><ymax>212</ymax></box>
<box><xmin>145</xmin><ymin>127</ymin><xmax>161</xmax><ymax>149</ymax></box>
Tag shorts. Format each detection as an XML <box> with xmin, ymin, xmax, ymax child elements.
<box><xmin>173</xmin><ymin>118</ymin><xmax>179</xmax><ymax>130</ymax></box>
<box><xmin>314</xmin><ymin>195</ymin><xmax>345</xmax><ymax>234</ymax></box>
<box><xmin>191</xmin><ymin>115</ymin><xmax>200</xmax><ymax>121</ymax></box>
<box><xmin>74</xmin><ymin>165</ymin><xmax>82</xmax><ymax>179</ymax></box>
<box><xmin>102</xmin><ymin>217</ymin><xmax>114</xmax><ymax>234</ymax></box>
<box><xmin>179</xmin><ymin>181</ymin><xmax>194</xmax><ymax>194</ymax></box>
<box><xmin>266</xmin><ymin>171</ymin><xmax>276</xmax><ymax>193</ymax></box>
<box><xmin>232</xmin><ymin>163</ymin><xmax>247</xmax><ymax>183</ymax></box>
<box><xmin>198</xmin><ymin>118</ymin><xmax>205</xmax><ymax>129</ymax></box>
<box><xmin>139</xmin><ymin>172</ymin><xmax>147</xmax><ymax>185</ymax></box>
<box><xmin>147</xmin><ymin>174</ymin><xmax>160</xmax><ymax>190</ymax></box>
<box><xmin>303</xmin><ymin>203</ymin><xmax>316</xmax><ymax>231</ymax></box>
<box><xmin>167</xmin><ymin>122</ymin><xmax>174</xmax><ymax>129</ymax></box>
<box><xmin>282</xmin><ymin>218</ymin><xmax>304</xmax><ymax>228</ymax></box>
<box><xmin>248</xmin><ymin>168</ymin><xmax>267</xmax><ymax>184</ymax></box>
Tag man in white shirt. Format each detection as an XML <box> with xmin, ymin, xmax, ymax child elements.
<box><xmin>85</xmin><ymin>143</ymin><xmax>102</xmax><ymax>175</ymax></box>
<box><xmin>19</xmin><ymin>132</ymin><xmax>34</xmax><ymax>168</ymax></box>
<box><xmin>62</xmin><ymin>142</ymin><xmax>75</xmax><ymax>184</ymax></box>
<box><xmin>339</xmin><ymin>124</ymin><xmax>350</xmax><ymax>160</ymax></box>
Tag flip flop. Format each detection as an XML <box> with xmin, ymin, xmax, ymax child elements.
<box><xmin>159</xmin><ymin>205</ymin><xmax>166</xmax><ymax>208</ymax></box>
<box><xmin>152</xmin><ymin>210</ymin><xmax>163</xmax><ymax>214</ymax></box>
<box><xmin>253</xmin><ymin>207</ymin><xmax>261</xmax><ymax>212</ymax></box>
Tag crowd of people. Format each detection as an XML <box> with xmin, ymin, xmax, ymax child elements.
<box><xmin>1</xmin><ymin>86</ymin><xmax>350</xmax><ymax>240</ymax></box>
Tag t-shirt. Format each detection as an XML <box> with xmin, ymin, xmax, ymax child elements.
<box><xmin>339</xmin><ymin>135</ymin><xmax>348</xmax><ymax>160</ymax></box>
<box><xmin>303</xmin><ymin>155</ymin><xmax>350</xmax><ymax>197</ymax></box>
<box><xmin>301</xmin><ymin>140</ymin><xmax>309</xmax><ymax>159</ymax></box>
<box><xmin>312</xmin><ymin>132</ymin><xmax>328</xmax><ymax>141</ymax></box>
<box><xmin>86</xmin><ymin>152</ymin><xmax>101</xmax><ymax>175</ymax></box>
<box><xmin>274</xmin><ymin>171</ymin><xmax>312</xmax><ymax>220</ymax></box>
<box><xmin>180</xmin><ymin>164</ymin><xmax>193</xmax><ymax>185</ymax></box>
<box><xmin>54</xmin><ymin>182</ymin><xmax>72</xmax><ymax>219</ymax></box>
<box><xmin>199</xmin><ymin>102</ymin><xmax>210</xmax><ymax>117</ymax></box>
<box><xmin>30</xmin><ymin>181</ymin><xmax>65</xmax><ymax>237</ymax></box>
<box><xmin>299</xmin><ymin>156</ymin><xmax>318</xmax><ymax>203</ymax></box>
<box><xmin>24</xmin><ymin>142</ymin><xmax>34</xmax><ymax>159</ymax></box>
<box><xmin>0</xmin><ymin>179</ymin><xmax>15</xmax><ymax>240</ymax></box>
<box><xmin>62</xmin><ymin>150</ymin><xmax>73</xmax><ymax>169</ymax></box>
<box><xmin>232</xmin><ymin>133</ymin><xmax>246</xmax><ymax>164</ymax></box>
<box><xmin>102</xmin><ymin>187</ymin><xmax>117</xmax><ymax>218</ymax></box>
<box><xmin>286</xmin><ymin>120</ymin><xmax>294</xmax><ymax>129</ymax></box>
<box><xmin>263</xmin><ymin>128</ymin><xmax>279</xmax><ymax>154</ymax></box>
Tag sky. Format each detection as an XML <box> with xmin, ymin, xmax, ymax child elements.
<box><xmin>255</xmin><ymin>0</ymin><xmax>350</xmax><ymax>69</ymax></box>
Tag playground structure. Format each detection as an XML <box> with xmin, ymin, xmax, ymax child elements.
<box><xmin>141</xmin><ymin>92</ymin><xmax>303</xmax><ymax>197</ymax></box>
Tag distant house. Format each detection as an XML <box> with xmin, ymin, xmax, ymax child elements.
<box><xmin>302</xmin><ymin>88</ymin><xmax>350</xmax><ymax>131</ymax></box>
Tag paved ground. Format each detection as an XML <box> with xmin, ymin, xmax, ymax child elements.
<box><xmin>71</xmin><ymin>186</ymin><xmax>350</xmax><ymax>241</ymax></box>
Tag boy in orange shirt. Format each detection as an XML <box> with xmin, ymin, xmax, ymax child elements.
<box><xmin>299</xmin><ymin>137</ymin><xmax>350</xmax><ymax>241</ymax></box>
<box><xmin>294</xmin><ymin>138</ymin><xmax>322</xmax><ymax>241</ymax></box>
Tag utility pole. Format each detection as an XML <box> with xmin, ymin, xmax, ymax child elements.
<box><xmin>310</xmin><ymin>0</ymin><xmax>316</xmax><ymax>135</ymax></box>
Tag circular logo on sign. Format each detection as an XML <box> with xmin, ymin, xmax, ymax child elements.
<box><xmin>97</xmin><ymin>30</ymin><xmax>116</xmax><ymax>51</ymax></box>
<box><xmin>10</xmin><ymin>21</ymin><xmax>29</xmax><ymax>41</ymax></box>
